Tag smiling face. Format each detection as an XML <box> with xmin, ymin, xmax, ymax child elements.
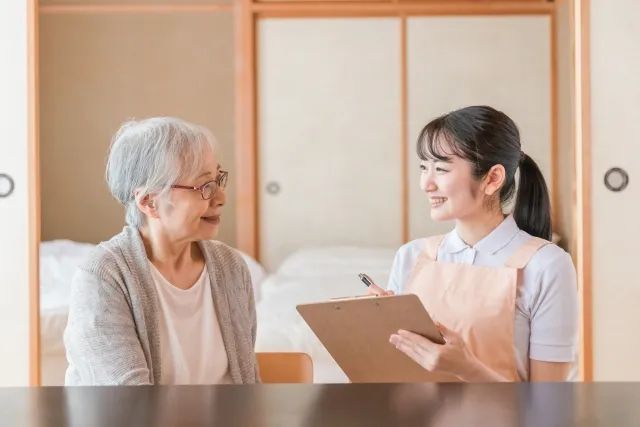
<box><xmin>141</xmin><ymin>147</ymin><xmax>227</xmax><ymax>243</ymax></box>
<box><xmin>419</xmin><ymin>153</ymin><xmax>483</xmax><ymax>223</ymax></box>
<box><xmin>419</xmin><ymin>137</ymin><xmax>505</xmax><ymax>223</ymax></box>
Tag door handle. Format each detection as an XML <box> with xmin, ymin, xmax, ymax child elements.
<box><xmin>604</xmin><ymin>167</ymin><xmax>629</xmax><ymax>192</ymax></box>
<box><xmin>265</xmin><ymin>181</ymin><xmax>281</xmax><ymax>195</ymax></box>
<box><xmin>0</xmin><ymin>174</ymin><xmax>14</xmax><ymax>198</ymax></box>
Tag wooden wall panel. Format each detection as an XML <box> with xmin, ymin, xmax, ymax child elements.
<box><xmin>257</xmin><ymin>18</ymin><xmax>403</xmax><ymax>271</ymax></box>
<box><xmin>38</xmin><ymin>12</ymin><xmax>237</xmax><ymax>246</ymax></box>
<box><xmin>406</xmin><ymin>16</ymin><xmax>552</xmax><ymax>240</ymax></box>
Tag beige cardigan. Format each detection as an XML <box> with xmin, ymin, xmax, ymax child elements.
<box><xmin>63</xmin><ymin>226</ymin><xmax>260</xmax><ymax>385</ymax></box>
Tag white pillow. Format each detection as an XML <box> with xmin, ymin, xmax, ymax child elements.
<box><xmin>276</xmin><ymin>246</ymin><xmax>397</xmax><ymax>279</ymax></box>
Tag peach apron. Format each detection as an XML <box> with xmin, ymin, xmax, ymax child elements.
<box><xmin>404</xmin><ymin>234</ymin><xmax>550</xmax><ymax>382</ymax></box>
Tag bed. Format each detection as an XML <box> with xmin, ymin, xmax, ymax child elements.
<box><xmin>39</xmin><ymin>240</ymin><xmax>396</xmax><ymax>385</ymax></box>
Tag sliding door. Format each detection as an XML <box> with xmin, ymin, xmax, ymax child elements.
<box><xmin>0</xmin><ymin>1</ymin><xmax>33</xmax><ymax>386</ymax></box>
<box><xmin>257</xmin><ymin>18</ymin><xmax>403</xmax><ymax>271</ymax></box>
<box><xmin>590</xmin><ymin>0</ymin><xmax>640</xmax><ymax>381</ymax></box>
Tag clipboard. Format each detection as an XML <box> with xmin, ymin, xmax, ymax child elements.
<box><xmin>296</xmin><ymin>293</ymin><xmax>461</xmax><ymax>383</ymax></box>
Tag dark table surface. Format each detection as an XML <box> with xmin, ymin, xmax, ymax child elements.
<box><xmin>1</xmin><ymin>382</ymin><xmax>639</xmax><ymax>427</ymax></box>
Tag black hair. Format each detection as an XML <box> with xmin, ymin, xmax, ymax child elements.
<box><xmin>416</xmin><ymin>105</ymin><xmax>552</xmax><ymax>241</ymax></box>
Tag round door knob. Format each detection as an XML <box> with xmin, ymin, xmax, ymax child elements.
<box><xmin>0</xmin><ymin>174</ymin><xmax>15</xmax><ymax>198</ymax></box>
<box><xmin>265</xmin><ymin>181</ymin><xmax>281</xmax><ymax>195</ymax></box>
<box><xmin>604</xmin><ymin>167</ymin><xmax>629</xmax><ymax>192</ymax></box>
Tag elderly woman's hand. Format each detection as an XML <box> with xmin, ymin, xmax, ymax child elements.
<box><xmin>389</xmin><ymin>323</ymin><xmax>508</xmax><ymax>382</ymax></box>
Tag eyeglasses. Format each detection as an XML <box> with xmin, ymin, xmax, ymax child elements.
<box><xmin>171</xmin><ymin>170</ymin><xmax>228</xmax><ymax>200</ymax></box>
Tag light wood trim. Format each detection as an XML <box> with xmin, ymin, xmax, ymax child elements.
<box><xmin>400</xmin><ymin>15</ymin><xmax>408</xmax><ymax>243</ymax></box>
<box><xmin>574</xmin><ymin>0</ymin><xmax>592</xmax><ymax>382</ymax></box>
<box><xmin>39</xmin><ymin>3</ymin><xmax>233</xmax><ymax>13</ymax></box>
<box><xmin>27</xmin><ymin>0</ymin><xmax>41</xmax><ymax>387</ymax></box>
<box><xmin>235</xmin><ymin>0</ymin><xmax>259</xmax><ymax>260</ymax></box>
<box><xmin>252</xmin><ymin>1</ymin><xmax>554</xmax><ymax>17</ymax></box>
<box><xmin>256</xmin><ymin>0</ymin><xmax>389</xmax><ymax>2</ymax></box>
<box><xmin>550</xmin><ymin>9</ymin><xmax>559</xmax><ymax>232</ymax></box>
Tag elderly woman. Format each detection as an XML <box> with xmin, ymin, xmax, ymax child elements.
<box><xmin>63</xmin><ymin>117</ymin><xmax>259</xmax><ymax>385</ymax></box>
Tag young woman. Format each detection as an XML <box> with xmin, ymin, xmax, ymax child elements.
<box><xmin>369</xmin><ymin>105</ymin><xmax>578</xmax><ymax>382</ymax></box>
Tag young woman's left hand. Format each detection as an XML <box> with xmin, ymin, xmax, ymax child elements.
<box><xmin>389</xmin><ymin>323</ymin><xmax>478</xmax><ymax>380</ymax></box>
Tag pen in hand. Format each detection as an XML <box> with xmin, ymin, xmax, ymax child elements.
<box><xmin>359</xmin><ymin>273</ymin><xmax>395</xmax><ymax>296</ymax></box>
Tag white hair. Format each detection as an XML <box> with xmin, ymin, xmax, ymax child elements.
<box><xmin>105</xmin><ymin>117</ymin><xmax>219</xmax><ymax>228</ymax></box>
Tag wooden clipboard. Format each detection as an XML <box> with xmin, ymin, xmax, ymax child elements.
<box><xmin>296</xmin><ymin>294</ymin><xmax>461</xmax><ymax>383</ymax></box>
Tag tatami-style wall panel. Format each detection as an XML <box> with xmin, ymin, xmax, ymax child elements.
<box><xmin>257</xmin><ymin>18</ymin><xmax>403</xmax><ymax>271</ymax></box>
<box><xmin>406</xmin><ymin>16</ymin><xmax>552</xmax><ymax>240</ymax></box>
<box><xmin>39</xmin><ymin>12</ymin><xmax>237</xmax><ymax>245</ymax></box>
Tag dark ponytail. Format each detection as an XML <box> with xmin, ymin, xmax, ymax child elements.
<box><xmin>417</xmin><ymin>105</ymin><xmax>553</xmax><ymax>241</ymax></box>
<box><xmin>514</xmin><ymin>152</ymin><xmax>552</xmax><ymax>240</ymax></box>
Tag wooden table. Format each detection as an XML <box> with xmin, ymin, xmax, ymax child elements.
<box><xmin>1</xmin><ymin>382</ymin><xmax>639</xmax><ymax>426</ymax></box>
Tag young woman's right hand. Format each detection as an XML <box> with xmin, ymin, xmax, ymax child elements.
<box><xmin>367</xmin><ymin>283</ymin><xmax>395</xmax><ymax>296</ymax></box>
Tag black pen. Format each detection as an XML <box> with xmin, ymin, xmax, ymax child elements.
<box><xmin>358</xmin><ymin>273</ymin><xmax>374</xmax><ymax>287</ymax></box>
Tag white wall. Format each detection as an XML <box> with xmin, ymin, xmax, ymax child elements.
<box><xmin>0</xmin><ymin>1</ymin><xmax>32</xmax><ymax>386</ymax></box>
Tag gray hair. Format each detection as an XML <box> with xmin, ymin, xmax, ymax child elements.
<box><xmin>105</xmin><ymin>117</ymin><xmax>219</xmax><ymax>228</ymax></box>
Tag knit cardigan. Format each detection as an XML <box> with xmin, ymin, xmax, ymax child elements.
<box><xmin>63</xmin><ymin>226</ymin><xmax>260</xmax><ymax>385</ymax></box>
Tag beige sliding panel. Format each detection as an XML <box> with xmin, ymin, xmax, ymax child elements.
<box><xmin>257</xmin><ymin>18</ymin><xmax>403</xmax><ymax>272</ymax></box>
<box><xmin>590</xmin><ymin>0</ymin><xmax>640</xmax><ymax>381</ymax></box>
<box><xmin>406</xmin><ymin>16</ymin><xmax>551</xmax><ymax>240</ymax></box>
<box><xmin>39</xmin><ymin>12</ymin><xmax>237</xmax><ymax>247</ymax></box>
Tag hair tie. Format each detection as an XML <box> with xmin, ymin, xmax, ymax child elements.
<box><xmin>519</xmin><ymin>151</ymin><xmax>525</xmax><ymax>165</ymax></box>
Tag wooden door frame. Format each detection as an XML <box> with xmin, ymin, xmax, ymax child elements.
<box><xmin>28</xmin><ymin>0</ymin><xmax>41</xmax><ymax>387</ymax></box>
<box><xmin>573</xmin><ymin>0</ymin><xmax>592</xmax><ymax>382</ymax></box>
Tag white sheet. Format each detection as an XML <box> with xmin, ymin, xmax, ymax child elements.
<box><xmin>40</xmin><ymin>240</ymin><xmax>95</xmax><ymax>356</ymax></box>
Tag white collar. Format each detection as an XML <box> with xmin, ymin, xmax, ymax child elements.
<box><xmin>441</xmin><ymin>215</ymin><xmax>520</xmax><ymax>255</ymax></box>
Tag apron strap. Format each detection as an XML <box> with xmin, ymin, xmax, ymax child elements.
<box><xmin>423</xmin><ymin>235</ymin><xmax>447</xmax><ymax>261</ymax></box>
<box><xmin>503</xmin><ymin>237</ymin><xmax>551</xmax><ymax>269</ymax></box>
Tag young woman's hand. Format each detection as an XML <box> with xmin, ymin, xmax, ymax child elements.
<box><xmin>389</xmin><ymin>323</ymin><xmax>508</xmax><ymax>382</ymax></box>
<box><xmin>366</xmin><ymin>283</ymin><xmax>395</xmax><ymax>296</ymax></box>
